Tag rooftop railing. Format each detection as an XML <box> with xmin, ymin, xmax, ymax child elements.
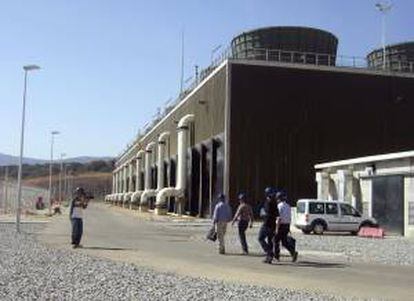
<box><xmin>117</xmin><ymin>47</ymin><xmax>414</xmax><ymax>162</ymax></box>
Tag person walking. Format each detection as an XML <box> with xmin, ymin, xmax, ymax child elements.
<box><xmin>273</xmin><ymin>190</ymin><xmax>298</xmax><ymax>262</ymax></box>
<box><xmin>231</xmin><ymin>193</ymin><xmax>254</xmax><ymax>255</ymax></box>
<box><xmin>70</xmin><ymin>187</ymin><xmax>89</xmax><ymax>249</ymax></box>
<box><xmin>212</xmin><ymin>193</ymin><xmax>232</xmax><ymax>255</ymax></box>
<box><xmin>259</xmin><ymin>187</ymin><xmax>279</xmax><ymax>264</ymax></box>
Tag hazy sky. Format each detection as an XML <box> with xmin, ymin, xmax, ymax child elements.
<box><xmin>1</xmin><ymin>0</ymin><xmax>413</xmax><ymax>159</ymax></box>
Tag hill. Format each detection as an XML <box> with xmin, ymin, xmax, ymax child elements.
<box><xmin>0</xmin><ymin>152</ymin><xmax>113</xmax><ymax>166</ymax></box>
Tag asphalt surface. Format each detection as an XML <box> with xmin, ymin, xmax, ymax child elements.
<box><xmin>37</xmin><ymin>203</ymin><xmax>414</xmax><ymax>300</ymax></box>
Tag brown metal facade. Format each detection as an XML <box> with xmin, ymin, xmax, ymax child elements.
<box><xmin>228</xmin><ymin>61</ymin><xmax>414</xmax><ymax>209</ymax></box>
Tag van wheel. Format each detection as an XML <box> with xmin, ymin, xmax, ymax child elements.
<box><xmin>313</xmin><ymin>222</ymin><xmax>325</xmax><ymax>235</ymax></box>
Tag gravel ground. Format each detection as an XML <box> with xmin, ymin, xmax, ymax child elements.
<box><xmin>0</xmin><ymin>224</ymin><xmax>364</xmax><ymax>301</ymax></box>
<box><xmin>177</xmin><ymin>221</ymin><xmax>414</xmax><ymax>266</ymax></box>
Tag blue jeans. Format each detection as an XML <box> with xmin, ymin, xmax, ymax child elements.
<box><xmin>71</xmin><ymin>218</ymin><xmax>83</xmax><ymax>246</ymax></box>
<box><xmin>258</xmin><ymin>224</ymin><xmax>275</xmax><ymax>257</ymax></box>
<box><xmin>238</xmin><ymin>220</ymin><xmax>249</xmax><ymax>253</ymax></box>
<box><xmin>274</xmin><ymin>223</ymin><xmax>295</xmax><ymax>258</ymax></box>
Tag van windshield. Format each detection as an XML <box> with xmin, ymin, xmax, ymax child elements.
<box><xmin>297</xmin><ymin>202</ymin><xmax>306</xmax><ymax>213</ymax></box>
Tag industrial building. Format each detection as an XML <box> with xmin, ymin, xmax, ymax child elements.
<box><xmin>106</xmin><ymin>27</ymin><xmax>414</xmax><ymax>223</ymax></box>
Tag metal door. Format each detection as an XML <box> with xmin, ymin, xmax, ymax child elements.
<box><xmin>372</xmin><ymin>176</ymin><xmax>404</xmax><ymax>235</ymax></box>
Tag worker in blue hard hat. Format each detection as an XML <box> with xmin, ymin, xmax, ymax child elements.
<box><xmin>231</xmin><ymin>192</ymin><xmax>254</xmax><ymax>255</ymax></box>
<box><xmin>258</xmin><ymin>187</ymin><xmax>279</xmax><ymax>263</ymax></box>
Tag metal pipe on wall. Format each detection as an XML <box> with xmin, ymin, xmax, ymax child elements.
<box><xmin>131</xmin><ymin>150</ymin><xmax>145</xmax><ymax>209</ymax></box>
<box><xmin>140</xmin><ymin>132</ymin><xmax>170</xmax><ymax>211</ymax></box>
<box><xmin>155</xmin><ymin>114</ymin><xmax>194</xmax><ymax>215</ymax></box>
<box><xmin>139</xmin><ymin>142</ymin><xmax>156</xmax><ymax>211</ymax></box>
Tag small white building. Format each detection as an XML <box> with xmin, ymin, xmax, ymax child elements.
<box><xmin>315</xmin><ymin>151</ymin><xmax>414</xmax><ymax>237</ymax></box>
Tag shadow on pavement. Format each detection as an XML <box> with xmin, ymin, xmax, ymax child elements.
<box><xmin>82</xmin><ymin>246</ymin><xmax>133</xmax><ymax>251</ymax></box>
<box><xmin>281</xmin><ymin>260</ymin><xmax>348</xmax><ymax>269</ymax></box>
<box><xmin>224</xmin><ymin>252</ymin><xmax>265</xmax><ymax>258</ymax></box>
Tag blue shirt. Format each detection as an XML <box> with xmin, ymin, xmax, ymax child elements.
<box><xmin>213</xmin><ymin>201</ymin><xmax>232</xmax><ymax>223</ymax></box>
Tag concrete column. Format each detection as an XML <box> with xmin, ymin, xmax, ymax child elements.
<box><xmin>337</xmin><ymin>169</ymin><xmax>353</xmax><ymax>204</ymax></box>
<box><xmin>123</xmin><ymin>165</ymin><xmax>128</xmax><ymax>194</ymax></box>
<box><xmin>112</xmin><ymin>173</ymin><xmax>116</xmax><ymax>194</ymax></box>
<box><xmin>136</xmin><ymin>155</ymin><xmax>142</xmax><ymax>191</ymax></box>
<box><xmin>128</xmin><ymin>162</ymin><xmax>134</xmax><ymax>192</ymax></box>
<box><xmin>328</xmin><ymin>174</ymin><xmax>338</xmax><ymax>200</ymax></box>
<box><xmin>116</xmin><ymin>170</ymin><xmax>120</xmax><ymax>193</ymax></box>
<box><xmin>316</xmin><ymin>171</ymin><xmax>330</xmax><ymax>199</ymax></box>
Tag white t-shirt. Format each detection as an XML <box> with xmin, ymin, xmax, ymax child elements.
<box><xmin>72</xmin><ymin>206</ymin><xmax>84</xmax><ymax>219</ymax></box>
<box><xmin>277</xmin><ymin>201</ymin><xmax>291</xmax><ymax>224</ymax></box>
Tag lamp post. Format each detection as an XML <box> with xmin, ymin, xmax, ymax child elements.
<box><xmin>16</xmin><ymin>64</ymin><xmax>40</xmax><ymax>233</ymax></box>
<box><xmin>375</xmin><ymin>2</ymin><xmax>393</xmax><ymax>70</ymax></box>
<box><xmin>48</xmin><ymin>131</ymin><xmax>60</xmax><ymax>213</ymax></box>
<box><xmin>59</xmin><ymin>153</ymin><xmax>66</xmax><ymax>203</ymax></box>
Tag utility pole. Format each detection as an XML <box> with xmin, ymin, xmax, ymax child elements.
<box><xmin>16</xmin><ymin>64</ymin><xmax>40</xmax><ymax>233</ymax></box>
<box><xmin>375</xmin><ymin>2</ymin><xmax>393</xmax><ymax>70</ymax></box>
<box><xmin>3</xmin><ymin>166</ymin><xmax>8</xmax><ymax>213</ymax></box>
<box><xmin>179</xmin><ymin>28</ymin><xmax>185</xmax><ymax>95</ymax></box>
<box><xmin>59</xmin><ymin>153</ymin><xmax>66</xmax><ymax>203</ymax></box>
<box><xmin>48</xmin><ymin>131</ymin><xmax>60</xmax><ymax>213</ymax></box>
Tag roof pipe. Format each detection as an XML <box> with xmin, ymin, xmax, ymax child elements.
<box><xmin>120</xmin><ymin>164</ymin><xmax>128</xmax><ymax>205</ymax></box>
<box><xmin>157</xmin><ymin>132</ymin><xmax>170</xmax><ymax>191</ymax></box>
<box><xmin>123</xmin><ymin>161</ymin><xmax>135</xmax><ymax>207</ymax></box>
<box><xmin>155</xmin><ymin>114</ymin><xmax>194</xmax><ymax>215</ymax></box>
<box><xmin>140</xmin><ymin>132</ymin><xmax>170</xmax><ymax>211</ymax></box>
<box><xmin>115</xmin><ymin>166</ymin><xmax>123</xmax><ymax>204</ymax></box>
<box><xmin>139</xmin><ymin>142</ymin><xmax>156</xmax><ymax>212</ymax></box>
<box><xmin>131</xmin><ymin>150</ymin><xmax>145</xmax><ymax>209</ymax></box>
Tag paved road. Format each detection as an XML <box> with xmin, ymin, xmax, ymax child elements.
<box><xmin>38</xmin><ymin>203</ymin><xmax>414</xmax><ymax>300</ymax></box>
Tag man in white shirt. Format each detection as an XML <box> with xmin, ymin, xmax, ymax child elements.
<box><xmin>273</xmin><ymin>191</ymin><xmax>298</xmax><ymax>262</ymax></box>
<box><xmin>70</xmin><ymin>187</ymin><xmax>89</xmax><ymax>248</ymax></box>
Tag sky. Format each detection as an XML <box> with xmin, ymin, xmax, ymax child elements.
<box><xmin>0</xmin><ymin>0</ymin><xmax>413</xmax><ymax>160</ymax></box>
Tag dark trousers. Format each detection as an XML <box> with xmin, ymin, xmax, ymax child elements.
<box><xmin>274</xmin><ymin>223</ymin><xmax>295</xmax><ymax>258</ymax></box>
<box><xmin>258</xmin><ymin>224</ymin><xmax>275</xmax><ymax>257</ymax></box>
<box><xmin>71</xmin><ymin>218</ymin><xmax>83</xmax><ymax>246</ymax></box>
<box><xmin>238</xmin><ymin>220</ymin><xmax>249</xmax><ymax>253</ymax></box>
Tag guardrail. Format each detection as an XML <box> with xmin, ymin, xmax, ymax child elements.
<box><xmin>117</xmin><ymin>46</ymin><xmax>414</xmax><ymax>161</ymax></box>
<box><xmin>0</xmin><ymin>181</ymin><xmax>49</xmax><ymax>214</ymax></box>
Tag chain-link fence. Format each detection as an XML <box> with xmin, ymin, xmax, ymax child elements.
<box><xmin>0</xmin><ymin>180</ymin><xmax>49</xmax><ymax>215</ymax></box>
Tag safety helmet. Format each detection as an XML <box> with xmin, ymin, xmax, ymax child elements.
<box><xmin>217</xmin><ymin>193</ymin><xmax>225</xmax><ymax>202</ymax></box>
<box><xmin>264</xmin><ymin>187</ymin><xmax>274</xmax><ymax>197</ymax></box>
<box><xmin>238</xmin><ymin>193</ymin><xmax>246</xmax><ymax>200</ymax></box>
<box><xmin>74</xmin><ymin>187</ymin><xmax>85</xmax><ymax>196</ymax></box>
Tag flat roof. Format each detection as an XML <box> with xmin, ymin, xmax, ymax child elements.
<box><xmin>230</xmin><ymin>58</ymin><xmax>414</xmax><ymax>79</ymax></box>
<box><xmin>315</xmin><ymin>150</ymin><xmax>414</xmax><ymax>169</ymax></box>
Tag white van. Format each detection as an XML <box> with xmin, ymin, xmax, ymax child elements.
<box><xmin>295</xmin><ymin>199</ymin><xmax>377</xmax><ymax>235</ymax></box>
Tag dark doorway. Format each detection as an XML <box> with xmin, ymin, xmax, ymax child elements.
<box><xmin>168</xmin><ymin>158</ymin><xmax>176</xmax><ymax>212</ymax></box>
<box><xmin>188</xmin><ymin>148</ymin><xmax>200</xmax><ymax>216</ymax></box>
<box><xmin>199</xmin><ymin>144</ymin><xmax>210</xmax><ymax>217</ymax></box>
<box><xmin>372</xmin><ymin>175</ymin><xmax>404</xmax><ymax>235</ymax></box>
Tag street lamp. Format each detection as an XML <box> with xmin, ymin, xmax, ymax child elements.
<box><xmin>59</xmin><ymin>153</ymin><xmax>66</xmax><ymax>203</ymax></box>
<box><xmin>375</xmin><ymin>2</ymin><xmax>393</xmax><ymax>70</ymax></box>
<box><xmin>16</xmin><ymin>64</ymin><xmax>40</xmax><ymax>233</ymax></box>
<box><xmin>48</xmin><ymin>130</ymin><xmax>60</xmax><ymax>213</ymax></box>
